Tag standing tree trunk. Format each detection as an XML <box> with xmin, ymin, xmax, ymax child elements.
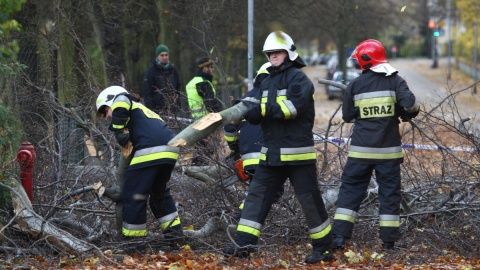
<box><xmin>92</xmin><ymin>0</ymin><xmax>127</xmax><ymax>86</ymax></box>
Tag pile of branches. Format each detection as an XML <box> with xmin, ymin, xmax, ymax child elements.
<box><xmin>0</xmin><ymin>81</ymin><xmax>479</xmax><ymax>264</ymax></box>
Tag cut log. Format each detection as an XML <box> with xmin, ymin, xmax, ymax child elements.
<box><xmin>183</xmin><ymin>217</ymin><xmax>226</xmax><ymax>238</ymax></box>
<box><xmin>168</xmin><ymin>102</ymin><xmax>249</xmax><ymax>147</ymax></box>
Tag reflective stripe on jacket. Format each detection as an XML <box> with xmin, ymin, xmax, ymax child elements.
<box><xmin>246</xmin><ymin>64</ymin><xmax>316</xmax><ymax>166</ymax></box>
<box><xmin>110</xmin><ymin>94</ymin><xmax>178</xmax><ymax>169</ymax></box>
<box><xmin>342</xmin><ymin>71</ymin><xmax>418</xmax><ymax>164</ymax></box>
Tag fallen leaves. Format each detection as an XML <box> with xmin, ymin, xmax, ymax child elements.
<box><xmin>3</xmin><ymin>244</ymin><xmax>479</xmax><ymax>269</ymax></box>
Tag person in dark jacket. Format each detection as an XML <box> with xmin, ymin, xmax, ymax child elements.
<box><xmin>331</xmin><ymin>39</ymin><xmax>420</xmax><ymax>251</ymax></box>
<box><xmin>96</xmin><ymin>85</ymin><xmax>184</xmax><ymax>252</ymax></box>
<box><xmin>142</xmin><ymin>44</ymin><xmax>182</xmax><ymax>119</ymax></box>
<box><xmin>223</xmin><ymin>31</ymin><xmax>333</xmax><ymax>264</ymax></box>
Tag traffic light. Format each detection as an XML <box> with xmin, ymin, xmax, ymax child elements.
<box><xmin>428</xmin><ymin>20</ymin><xmax>435</xmax><ymax>29</ymax></box>
<box><xmin>433</xmin><ymin>30</ymin><xmax>440</xmax><ymax>37</ymax></box>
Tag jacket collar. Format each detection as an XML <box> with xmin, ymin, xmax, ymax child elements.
<box><xmin>194</xmin><ymin>70</ymin><xmax>213</xmax><ymax>81</ymax></box>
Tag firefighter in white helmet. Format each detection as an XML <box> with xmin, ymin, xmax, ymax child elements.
<box><xmin>96</xmin><ymin>86</ymin><xmax>184</xmax><ymax>252</ymax></box>
<box><xmin>223</xmin><ymin>31</ymin><xmax>333</xmax><ymax>264</ymax></box>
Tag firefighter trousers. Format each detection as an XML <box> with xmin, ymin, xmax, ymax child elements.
<box><xmin>235</xmin><ymin>164</ymin><xmax>332</xmax><ymax>252</ymax></box>
<box><xmin>122</xmin><ymin>164</ymin><xmax>181</xmax><ymax>236</ymax></box>
<box><xmin>332</xmin><ymin>160</ymin><xmax>401</xmax><ymax>243</ymax></box>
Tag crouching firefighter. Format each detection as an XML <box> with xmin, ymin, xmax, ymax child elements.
<box><xmin>223</xmin><ymin>62</ymin><xmax>285</xmax><ymax>221</ymax></box>
<box><xmin>96</xmin><ymin>86</ymin><xmax>185</xmax><ymax>251</ymax></box>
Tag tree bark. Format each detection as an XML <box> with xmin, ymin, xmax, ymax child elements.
<box><xmin>4</xmin><ymin>179</ymin><xmax>95</xmax><ymax>253</ymax></box>
<box><xmin>168</xmin><ymin>102</ymin><xmax>249</xmax><ymax>147</ymax></box>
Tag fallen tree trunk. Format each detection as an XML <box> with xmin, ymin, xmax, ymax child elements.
<box><xmin>3</xmin><ymin>179</ymin><xmax>95</xmax><ymax>253</ymax></box>
<box><xmin>168</xmin><ymin>102</ymin><xmax>249</xmax><ymax>147</ymax></box>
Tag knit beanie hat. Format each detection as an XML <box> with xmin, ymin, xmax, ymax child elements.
<box><xmin>196</xmin><ymin>57</ymin><xmax>213</xmax><ymax>69</ymax></box>
<box><xmin>155</xmin><ymin>45</ymin><xmax>169</xmax><ymax>56</ymax></box>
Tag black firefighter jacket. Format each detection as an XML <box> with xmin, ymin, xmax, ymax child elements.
<box><xmin>243</xmin><ymin>62</ymin><xmax>316</xmax><ymax>166</ymax></box>
<box><xmin>342</xmin><ymin>70</ymin><xmax>418</xmax><ymax>164</ymax></box>
<box><xmin>109</xmin><ymin>94</ymin><xmax>179</xmax><ymax>170</ymax></box>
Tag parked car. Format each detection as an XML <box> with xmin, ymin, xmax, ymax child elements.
<box><xmin>326</xmin><ymin>70</ymin><xmax>360</xmax><ymax>100</ymax></box>
<box><xmin>319</xmin><ymin>53</ymin><xmax>332</xmax><ymax>65</ymax></box>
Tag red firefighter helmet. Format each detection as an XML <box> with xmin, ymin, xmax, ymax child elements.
<box><xmin>351</xmin><ymin>39</ymin><xmax>388</xmax><ymax>70</ymax></box>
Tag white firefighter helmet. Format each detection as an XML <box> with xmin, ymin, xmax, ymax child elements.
<box><xmin>262</xmin><ymin>31</ymin><xmax>298</xmax><ymax>61</ymax></box>
<box><xmin>255</xmin><ymin>62</ymin><xmax>271</xmax><ymax>81</ymax></box>
<box><xmin>96</xmin><ymin>86</ymin><xmax>128</xmax><ymax>116</ymax></box>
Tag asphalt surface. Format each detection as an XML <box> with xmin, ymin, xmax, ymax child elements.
<box><xmin>304</xmin><ymin>57</ymin><xmax>480</xmax><ymax>130</ymax></box>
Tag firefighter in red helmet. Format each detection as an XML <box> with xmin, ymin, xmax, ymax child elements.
<box><xmin>331</xmin><ymin>39</ymin><xmax>420</xmax><ymax>251</ymax></box>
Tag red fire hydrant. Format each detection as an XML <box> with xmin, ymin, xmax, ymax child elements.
<box><xmin>17</xmin><ymin>142</ymin><xmax>35</xmax><ymax>202</ymax></box>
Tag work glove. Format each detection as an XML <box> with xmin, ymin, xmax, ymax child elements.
<box><xmin>399</xmin><ymin>107</ymin><xmax>419</xmax><ymax>122</ymax></box>
<box><xmin>115</xmin><ymin>131</ymin><xmax>130</xmax><ymax>147</ymax></box>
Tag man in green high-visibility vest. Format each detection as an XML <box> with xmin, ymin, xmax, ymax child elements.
<box><xmin>185</xmin><ymin>57</ymin><xmax>222</xmax><ymax>165</ymax></box>
<box><xmin>186</xmin><ymin>57</ymin><xmax>221</xmax><ymax>120</ymax></box>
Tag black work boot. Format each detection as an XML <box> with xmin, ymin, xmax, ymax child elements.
<box><xmin>382</xmin><ymin>242</ymin><xmax>395</xmax><ymax>250</ymax></box>
<box><xmin>223</xmin><ymin>244</ymin><xmax>253</xmax><ymax>258</ymax></box>
<box><xmin>163</xmin><ymin>226</ymin><xmax>186</xmax><ymax>250</ymax></box>
<box><xmin>305</xmin><ymin>249</ymin><xmax>332</xmax><ymax>264</ymax></box>
<box><xmin>331</xmin><ymin>235</ymin><xmax>346</xmax><ymax>250</ymax></box>
<box><xmin>122</xmin><ymin>236</ymin><xmax>146</xmax><ymax>255</ymax></box>
<box><xmin>223</xmin><ymin>232</ymin><xmax>258</xmax><ymax>258</ymax></box>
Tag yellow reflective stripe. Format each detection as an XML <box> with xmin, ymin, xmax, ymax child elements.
<box><xmin>243</xmin><ymin>158</ymin><xmax>259</xmax><ymax>168</ymax></box>
<box><xmin>111</xmin><ymin>100</ymin><xmax>131</xmax><ymax>111</ymax></box>
<box><xmin>334</xmin><ymin>213</ymin><xmax>356</xmax><ymax>223</ymax></box>
<box><xmin>122</xmin><ymin>227</ymin><xmax>147</xmax><ymax>236</ymax></box>
<box><xmin>159</xmin><ymin>218</ymin><xmax>181</xmax><ymax>230</ymax></box>
<box><xmin>130</xmin><ymin>152</ymin><xmax>179</xmax><ymax>165</ymax></box>
<box><xmin>122</xmin><ymin>227</ymin><xmax>147</xmax><ymax>237</ymax></box>
<box><xmin>261</xmin><ymin>92</ymin><xmax>268</xmax><ymax>116</ymax></box>
<box><xmin>260</xmin><ymin>152</ymin><xmax>266</xmax><ymax>161</ymax></box>
<box><xmin>275</xmin><ymin>34</ymin><xmax>288</xmax><ymax>45</ymax></box>
<box><xmin>239</xmin><ymin>202</ymin><xmax>244</xmax><ymax>210</ymax></box>
<box><xmin>379</xmin><ymin>214</ymin><xmax>400</xmax><ymax>227</ymax></box>
<box><xmin>237</xmin><ymin>225</ymin><xmax>261</xmax><ymax>237</ymax></box>
<box><xmin>224</xmin><ymin>130</ymin><xmax>239</xmax><ymax>142</ymax></box>
<box><xmin>335</xmin><ymin>208</ymin><xmax>359</xmax><ymax>218</ymax></box>
<box><xmin>310</xmin><ymin>224</ymin><xmax>332</xmax><ymax>240</ymax></box>
<box><xmin>280</xmin><ymin>152</ymin><xmax>316</xmax><ymax>161</ymax></box>
<box><xmin>354</xmin><ymin>96</ymin><xmax>396</xmax><ymax>107</ymax></box>
<box><xmin>379</xmin><ymin>220</ymin><xmax>400</xmax><ymax>227</ymax></box>
<box><xmin>131</xmin><ymin>103</ymin><xmax>163</xmax><ymax>120</ymax></box>
<box><xmin>276</xmin><ymin>96</ymin><xmax>291</xmax><ymax>119</ymax></box>
<box><xmin>348</xmin><ymin>151</ymin><xmax>403</xmax><ymax>159</ymax></box>
<box><xmin>158</xmin><ymin>212</ymin><xmax>178</xmax><ymax>223</ymax></box>
<box><xmin>112</xmin><ymin>124</ymin><xmax>125</xmax><ymax>129</ymax></box>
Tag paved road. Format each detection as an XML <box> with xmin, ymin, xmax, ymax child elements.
<box><xmin>391</xmin><ymin>58</ymin><xmax>443</xmax><ymax>104</ymax></box>
<box><xmin>305</xmin><ymin>58</ymin><xmax>479</xmax><ymax>130</ymax></box>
